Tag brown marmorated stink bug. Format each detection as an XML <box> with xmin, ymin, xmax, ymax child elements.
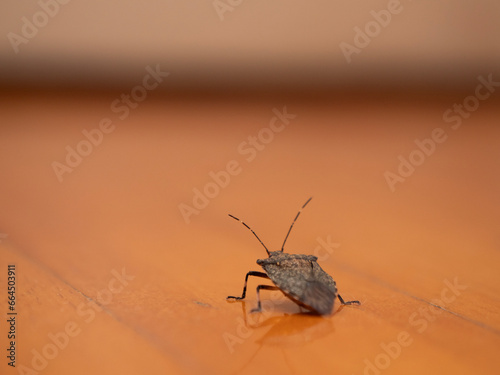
<box><xmin>226</xmin><ymin>197</ymin><xmax>360</xmax><ymax>315</ymax></box>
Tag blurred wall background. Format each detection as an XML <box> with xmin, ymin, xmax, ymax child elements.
<box><xmin>1</xmin><ymin>0</ymin><xmax>500</xmax><ymax>92</ymax></box>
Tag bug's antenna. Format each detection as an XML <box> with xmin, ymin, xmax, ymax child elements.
<box><xmin>228</xmin><ymin>214</ymin><xmax>270</xmax><ymax>256</ymax></box>
<box><xmin>280</xmin><ymin>197</ymin><xmax>312</xmax><ymax>252</ymax></box>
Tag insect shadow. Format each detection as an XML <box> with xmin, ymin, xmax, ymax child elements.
<box><xmin>226</xmin><ymin>197</ymin><xmax>360</xmax><ymax>315</ymax></box>
<box><xmin>228</xmin><ymin>301</ymin><xmax>336</xmax><ymax>375</ymax></box>
<box><xmin>238</xmin><ymin>299</ymin><xmax>335</xmax><ymax>333</ymax></box>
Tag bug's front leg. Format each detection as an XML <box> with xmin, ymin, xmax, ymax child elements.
<box><xmin>338</xmin><ymin>294</ymin><xmax>361</xmax><ymax>306</ymax></box>
<box><xmin>227</xmin><ymin>271</ymin><xmax>269</xmax><ymax>301</ymax></box>
<box><xmin>251</xmin><ymin>285</ymin><xmax>280</xmax><ymax>313</ymax></box>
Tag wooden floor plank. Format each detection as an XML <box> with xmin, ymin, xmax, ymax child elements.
<box><xmin>1</xmin><ymin>93</ymin><xmax>499</xmax><ymax>374</ymax></box>
<box><xmin>0</xmin><ymin>245</ymin><xmax>188</xmax><ymax>375</ymax></box>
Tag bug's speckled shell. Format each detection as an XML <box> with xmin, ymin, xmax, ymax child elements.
<box><xmin>257</xmin><ymin>251</ymin><xmax>338</xmax><ymax>315</ymax></box>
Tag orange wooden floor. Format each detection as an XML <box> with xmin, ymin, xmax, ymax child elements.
<box><xmin>1</xmin><ymin>92</ymin><xmax>499</xmax><ymax>375</ymax></box>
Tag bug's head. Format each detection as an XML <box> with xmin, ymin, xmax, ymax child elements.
<box><xmin>228</xmin><ymin>197</ymin><xmax>312</xmax><ymax>257</ymax></box>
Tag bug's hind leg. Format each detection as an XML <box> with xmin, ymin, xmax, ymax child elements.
<box><xmin>227</xmin><ymin>271</ymin><xmax>269</xmax><ymax>301</ymax></box>
<box><xmin>338</xmin><ymin>294</ymin><xmax>361</xmax><ymax>306</ymax></box>
<box><xmin>250</xmin><ymin>285</ymin><xmax>280</xmax><ymax>313</ymax></box>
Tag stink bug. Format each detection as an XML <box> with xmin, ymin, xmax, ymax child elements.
<box><xmin>227</xmin><ymin>197</ymin><xmax>360</xmax><ymax>315</ymax></box>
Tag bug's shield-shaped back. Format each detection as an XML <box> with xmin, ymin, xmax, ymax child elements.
<box><xmin>257</xmin><ymin>254</ymin><xmax>338</xmax><ymax>315</ymax></box>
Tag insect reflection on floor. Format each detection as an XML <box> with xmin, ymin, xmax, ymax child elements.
<box><xmin>230</xmin><ymin>300</ymin><xmax>336</xmax><ymax>374</ymax></box>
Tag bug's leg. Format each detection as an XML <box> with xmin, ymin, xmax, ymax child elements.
<box><xmin>338</xmin><ymin>294</ymin><xmax>361</xmax><ymax>306</ymax></box>
<box><xmin>251</xmin><ymin>285</ymin><xmax>280</xmax><ymax>313</ymax></box>
<box><xmin>227</xmin><ymin>271</ymin><xmax>269</xmax><ymax>301</ymax></box>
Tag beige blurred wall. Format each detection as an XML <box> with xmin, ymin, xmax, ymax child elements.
<box><xmin>1</xmin><ymin>0</ymin><xmax>500</xmax><ymax>89</ymax></box>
